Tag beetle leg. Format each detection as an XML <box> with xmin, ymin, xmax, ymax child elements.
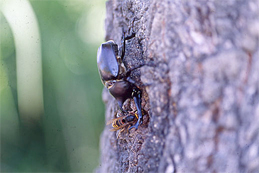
<box><xmin>125</xmin><ymin>32</ymin><xmax>136</xmax><ymax>40</ymax></box>
<box><xmin>122</xmin><ymin>61</ymin><xmax>156</xmax><ymax>79</ymax></box>
<box><xmin>125</xmin><ymin>77</ymin><xmax>138</xmax><ymax>87</ymax></box>
<box><xmin>129</xmin><ymin>88</ymin><xmax>143</xmax><ymax>131</ymax></box>
<box><xmin>124</xmin><ymin>64</ymin><xmax>145</xmax><ymax>78</ymax></box>
<box><xmin>127</xmin><ymin>77</ymin><xmax>152</xmax><ymax>89</ymax></box>
<box><xmin>120</xmin><ymin>28</ymin><xmax>136</xmax><ymax>60</ymax></box>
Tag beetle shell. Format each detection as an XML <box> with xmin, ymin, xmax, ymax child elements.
<box><xmin>97</xmin><ymin>40</ymin><xmax>119</xmax><ymax>82</ymax></box>
<box><xmin>108</xmin><ymin>80</ymin><xmax>133</xmax><ymax>108</ymax></box>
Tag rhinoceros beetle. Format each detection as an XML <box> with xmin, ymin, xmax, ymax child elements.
<box><xmin>97</xmin><ymin>31</ymin><xmax>143</xmax><ymax>130</ymax></box>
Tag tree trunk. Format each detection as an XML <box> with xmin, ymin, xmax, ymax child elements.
<box><xmin>97</xmin><ymin>0</ymin><xmax>259</xmax><ymax>172</ymax></box>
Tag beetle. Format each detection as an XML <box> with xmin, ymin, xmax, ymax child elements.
<box><xmin>97</xmin><ymin>31</ymin><xmax>143</xmax><ymax>130</ymax></box>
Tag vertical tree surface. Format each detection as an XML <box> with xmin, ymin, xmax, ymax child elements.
<box><xmin>97</xmin><ymin>0</ymin><xmax>259</xmax><ymax>172</ymax></box>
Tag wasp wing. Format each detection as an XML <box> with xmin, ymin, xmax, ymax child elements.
<box><xmin>106</xmin><ymin>116</ymin><xmax>125</xmax><ymax>125</ymax></box>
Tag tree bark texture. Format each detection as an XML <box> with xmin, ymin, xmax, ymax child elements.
<box><xmin>97</xmin><ymin>0</ymin><xmax>259</xmax><ymax>172</ymax></box>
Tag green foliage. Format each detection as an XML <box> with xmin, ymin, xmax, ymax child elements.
<box><xmin>0</xmin><ymin>0</ymin><xmax>106</xmax><ymax>172</ymax></box>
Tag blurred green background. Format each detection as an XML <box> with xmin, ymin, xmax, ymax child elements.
<box><xmin>0</xmin><ymin>0</ymin><xmax>106</xmax><ymax>172</ymax></box>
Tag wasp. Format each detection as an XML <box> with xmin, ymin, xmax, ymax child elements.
<box><xmin>107</xmin><ymin>111</ymin><xmax>138</xmax><ymax>132</ymax></box>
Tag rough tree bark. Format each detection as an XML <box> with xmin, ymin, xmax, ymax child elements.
<box><xmin>97</xmin><ymin>0</ymin><xmax>259</xmax><ymax>172</ymax></box>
